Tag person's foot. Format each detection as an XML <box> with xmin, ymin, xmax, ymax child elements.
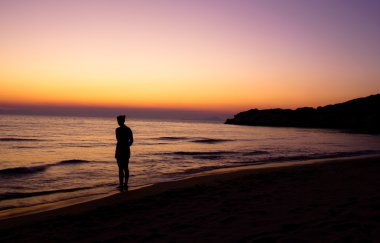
<box><xmin>124</xmin><ymin>184</ymin><xmax>128</xmax><ymax>190</ymax></box>
<box><xmin>116</xmin><ymin>185</ymin><xmax>123</xmax><ymax>190</ymax></box>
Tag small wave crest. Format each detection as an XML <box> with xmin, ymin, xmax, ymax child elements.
<box><xmin>0</xmin><ymin>186</ymin><xmax>93</xmax><ymax>200</ymax></box>
<box><xmin>154</xmin><ymin>137</ymin><xmax>233</xmax><ymax>144</ymax></box>
<box><xmin>244</xmin><ymin>150</ymin><xmax>380</xmax><ymax>164</ymax></box>
<box><xmin>163</xmin><ymin>151</ymin><xmax>239</xmax><ymax>161</ymax></box>
<box><xmin>0</xmin><ymin>165</ymin><xmax>47</xmax><ymax>175</ymax></box>
<box><xmin>0</xmin><ymin>138</ymin><xmax>43</xmax><ymax>142</ymax></box>
<box><xmin>58</xmin><ymin>143</ymin><xmax>110</xmax><ymax>148</ymax></box>
<box><xmin>0</xmin><ymin>159</ymin><xmax>93</xmax><ymax>176</ymax></box>
<box><xmin>167</xmin><ymin>165</ymin><xmax>238</xmax><ymax>176</ymax></box>
<box><xmin>242</xmin><ymin>151</ymin><xmax>270</xmax><ymax>156</ymax></box>
<box><xmin>12</xmin><ymin>146</ymin><xmax>36</xmax><ymax>149</ymax></box>
<box><xmin>155</xmin><ymin>136</ymin><xmax>189</xmax><ymax>141</ymax></box>
<box><xmin>191</xmin><ymin>138</ymin><xmax>232</xmax><ymax>144</ymax></box>
<box><xmin>163</xmin><ymin>150</ymin><xmax>268</xmax><ymax>159</ymax></box>
<box><xmin>164</xmin><ymin>150</ymin><xmax>380</xmax><ymax>177</ymax></box>
<box><xmin>57</xmin><ymin>159</ymin><xmax>90</xmax><ymax>165</ymax></box>
<box><xmin>193</xmin><ymin>155</ymin><xmax>222</xmax><ymax>160</ymax></box>
<box><xmin>171</xmin><ymin>151</ymin><xmax>238</xmax><ymax>156</ymax></box>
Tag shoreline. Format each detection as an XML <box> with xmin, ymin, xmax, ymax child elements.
<box><xmin>2</xmin><ymin>155</ymin><xmax>380</xmax><ymax>241</ymax></box>
<box><xmin>1</xmin><ymin>154</ymin><xmax>378</xmax><ymax>221</ymax></box>
<box><xmin>1</xmin><ymin>155</ymin><xmax>379</xmax><ymax>232</ymax></box>
<box><xmin>0</xmin><ymin>155</ymin><xmax>380</xmax><ymax>222</ymax></box>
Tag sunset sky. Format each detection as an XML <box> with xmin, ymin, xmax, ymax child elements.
<box><xmin>1</xmin><ymin>0</ymin><xmax>380</xmax><ymax>114</ymax></box>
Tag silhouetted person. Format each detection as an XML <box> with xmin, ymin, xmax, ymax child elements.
<box><xmin>115</xmin><ymin>115</ymin><xmax>133</xmax><ymax>190</ymax></box>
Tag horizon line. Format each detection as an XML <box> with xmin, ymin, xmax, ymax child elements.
<box><xmin>0</xmin><ymin>103</ymin><xmax>235</xmax><ymax>121</ymax></box>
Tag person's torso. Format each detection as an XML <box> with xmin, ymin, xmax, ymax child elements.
<box><xmin>116</xmin><ymin>126</ymin><xmax>132</xmax><ymax>146</ymax></box>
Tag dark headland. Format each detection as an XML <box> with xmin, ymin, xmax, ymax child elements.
<box><xmin>225</xmin><ymin>94</ymin><xmax>380</xmax><ymax>133</ymax></box>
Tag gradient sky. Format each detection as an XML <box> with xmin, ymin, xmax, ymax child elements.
<box><xmin>1</xmin><ymin>0</ymin><xmax>380</xmax><ymax>113</ymax></box>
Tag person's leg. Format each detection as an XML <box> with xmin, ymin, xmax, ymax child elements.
<box><xmin>124</xmin><ymin>160</ymin><xmax>129</xmax><ymax>187</ymax></box>
<box><xmin>117</xmin><ymin>159</ymin><xmax>124</xmax><ymax>188</ymax></box>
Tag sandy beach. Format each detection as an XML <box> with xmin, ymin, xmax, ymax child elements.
<box><xmin>1</xmin><ymin>156</ymin><xmax>380</xmax><ymax>242</ymax></box>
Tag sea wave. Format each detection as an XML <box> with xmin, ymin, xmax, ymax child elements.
<box><xmin>163</xmin><ymin>149</ymin><xmax>380</xmax><ymax>176</ymax></box>
<box><xmin>154</xmin><ymin>137</ymin><xmax>234</xmax><ymax>144</ymax></box>
<box><xmin>245</xmin><ymin>150</ymin><xmax>380</xmax><ymax>164</ymax></box>
<box><xmin>0</xmin><ymin>159</ymin><xmax>93</xmax><ymax>176</ymax></box>
<box><xmin>155</xmin><ymin>136</ymin><xmax>189</xmax><ymax>141</ymax></box>
<box><xmin>58</xmin><ymin>143</ymin><xmax>110</xmax><ymax>148</ymax></box>
<box><xmin>192</xmin><ymin>155</ymin><xmax>223</xmax><ymax>160</ymax></box>
<box><xmin>0</xmin><ymin>186</ymin><xmax>93</xmax><ymax>200</ymax></box>
<box><xmin>190</xmin><ymin>150</ymin><xmax>270</xmax><ymax>160</ymax></box>
<box><xmin>171</xmin><ymin>151</ymin><xmax>238</xmax><ymax>156</ymax></box>
<box><xmin>0</xmin><ymin>138</ymin><xmax>43</xmax><ymax>142</ymax></box>
<box><xmin>191</xmin><ymin>138</ymin><xmax>233</xmax><ymax>144</ymax></box>
<box><xmin>0</xmin><ymin>165</ymin><xmax>47</xmax><ymax>175</ymax></box>
<box><xmin>11</xmin><ymin>146</ymin><xmax>36</xmax><ymax>149</ymax></box>
<box><xmin>167</xmin><ymin>164</ymin><xmax>239</xmax><ymax>175</ymax></box>
<box><xmin>242</xmin><ymin>151</ymin><xmax>270</xmax><ymax>156</ymax></box>
<box><xmin>163</xmin><ymin>150</ymin><xmax>269</xmax><ymax>160</ymax></box>
<box><xmin>57</xmin><ymin>159</ymin><xmax>90</xmax><ymax>165</ymax></box>
<box><xmin>138</xmin><ymin>142</ymin><xmax>170</xmax><ymax>146</ymax></box>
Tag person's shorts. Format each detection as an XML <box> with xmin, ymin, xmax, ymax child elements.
<box><xmin>117</xmin><ymin>156</ymin><xmax>128</xmax><ymax>167</ymax></box>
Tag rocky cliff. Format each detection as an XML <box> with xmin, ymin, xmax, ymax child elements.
<box><xmin>225</xmin><ymin>94</ymin><xmax>380</xmax><ymax>133</ymax></box>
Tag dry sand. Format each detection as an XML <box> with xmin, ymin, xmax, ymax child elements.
<box><xmin>1</xmin><ymin>156</ymin><xmax>380</xmax><ymax>242</ymax></box>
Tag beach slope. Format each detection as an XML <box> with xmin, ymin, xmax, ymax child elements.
<box><xmin>1</xmin><ymin>156</ymin><xmax>380</xmax><ymax>242</ymax></box>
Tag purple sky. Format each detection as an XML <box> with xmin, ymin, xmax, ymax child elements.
<box><xmin>1</xmin><ymin>0</ymin><xmax>380</xmax><ymax>118</ymax></box>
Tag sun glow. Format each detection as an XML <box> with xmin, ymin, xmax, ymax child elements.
<box><xmin>1</xmin><ymin>1</ymin><xmax>380</xmax><ymax>113</ymax></box>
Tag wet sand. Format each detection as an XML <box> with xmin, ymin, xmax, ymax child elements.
<box><xmin>1</xmin><ymin>156</ymin><xmax>380</xmax><ymax>242</ymax></box>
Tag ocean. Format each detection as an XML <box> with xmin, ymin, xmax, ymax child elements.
<box><xmin>1</xmin><ymin>114</ymin><xmax>380</xmax><ymax>215</ymax></box>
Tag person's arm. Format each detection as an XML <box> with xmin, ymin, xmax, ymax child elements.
<box><xmin>115</xmin><ymin>128</ymin><xmax>118</xmax><ymax>158</ymax></box>
<box><xmin>116</xmin><ymin>128</ymin><xmax>120</xmax><ymax>142</ymax></box>
<box><xmin>129</xmin><ymin>129</ymin><xmax>134</xmax><ymax>146</ymax></box>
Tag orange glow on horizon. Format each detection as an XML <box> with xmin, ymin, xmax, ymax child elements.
<box><xmin>1</xmin><ymin>1</ymin><xmax>379</xmax><ymax>113</ymax></box>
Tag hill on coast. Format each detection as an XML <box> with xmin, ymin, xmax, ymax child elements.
<box><xmin>225</xmin><ymin>94</ymin><xmax>380</xmax><ymax>133</ymax></box>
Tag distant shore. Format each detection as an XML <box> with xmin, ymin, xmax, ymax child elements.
<box><xmin>226</xmin><ymin>94</ymin><xmax>380</xmax><ymax>133</ymax></box>
<box><xmin>1</xmin><ymin>155</ymin><xmax>380</xmax><ymax>242</ymax></box>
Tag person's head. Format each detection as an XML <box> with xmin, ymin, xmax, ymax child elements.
<box><xmin>117</xmin><ymin>115</ymin><xmax>126</xmax><ymax>126</ymax></box>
